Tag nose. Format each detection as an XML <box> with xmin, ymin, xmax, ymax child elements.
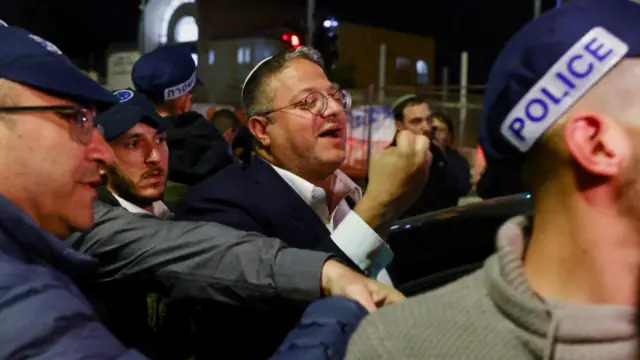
<box><xmin>323</xmin><ymin>94</ymin><xmax>345</xmax><ymax>118</ymax></box>
<box><xmin>146</xmin><ymin>148</ymin><xmax>160</xmax><ymax>164</ymax></box>
<box><xmin>86</xmin><ymin>128</ymin><xmax>115</xmax><ymax>165</ymax></box>
<box><xmin>419</xmin><ymin>121</ymin><xmax>431</xmax><ymax>135</ymax></box>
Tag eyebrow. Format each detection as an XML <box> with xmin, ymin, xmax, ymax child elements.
<box><xmin>290</xmin><ymin>85</ymin><xmax>337</xmax><ymax>102</ymax></box>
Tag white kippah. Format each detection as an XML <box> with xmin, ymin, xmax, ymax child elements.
<box><xmin>391</xmin><ymin>94</ymin><xmax>420</xmax><ymax>112</ymax></box>
<box><xmin>240</xmin><ymin>56</ymin><xmax>274</xmax><ymax>102</ymax></box>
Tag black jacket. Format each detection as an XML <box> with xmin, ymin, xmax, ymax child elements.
<box><xmin>165</xmin><ymin>111</ymin><xmax>237</xmax><ymax>186</ymax></box>
<box><xmin>389</xmin><ymin>134</ymin><xmax>458</xmax><ymax>217</ymax></box>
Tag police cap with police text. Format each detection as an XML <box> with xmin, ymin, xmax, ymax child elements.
<box><xmin>0</xmin><ymin>22</ymin><xmax>117</xmax><ymax>110</ymax></box>
<box><xmin>479</xmin><ymin>0</ymin><xmax>640</xmax><ymax>163</ymax></box>
<box><xmin>132</xmin><ymin>44</ymin><xmax>203</xmax><ymax>102</ymax></box>
<box><xmin>95</xmin><ymin>89</ymin><xmax>168</xmax><ymax>142</ymax></box>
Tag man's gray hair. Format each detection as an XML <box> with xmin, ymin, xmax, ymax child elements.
<box><xmin>241</xmin><ymin>46</ymin><xmax>324</xmax><ymax>117</ymax></box>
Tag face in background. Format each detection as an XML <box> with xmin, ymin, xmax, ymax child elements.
<box><xmin>222</xmin><ymin>127</ymin><xmax>238</xmax><ymax>145</ymax></box>
<box><xmin>158</xmin><ymin>93</ymin><xmax>193</xmax><ymax>117</ymax></box>
<box><xmin>105</xmin><ymin>122</ymin><xmax>169</xmax><ymax>208</ymax></box>
<box><xmin>0</xmin><ymin>82</ymin><xmax>113</xmax><ymax>238</ymax></box>
<box><xmin>176</xmin><ymin>92</ymin><xmax>193</xmax><ymax>114</ymax></box>
<box><xmin>396</xmin><ymin>102</ymin><xmax>432</xmax><ymax>137</ymax></box>
<box><xmin>431</xmin><ymin>116</ymin><xmax>453</xmax><ymax>151</ymax></box>
<box><xmin>250</xmin><ymin>58</ymin><xmax>348</xmax><ymax>181</ymax></box>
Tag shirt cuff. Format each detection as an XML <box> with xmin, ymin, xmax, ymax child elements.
<box><xmin>331</xmin><ymin>210</ymin><xmax>394</xmax><ymax>278</ymax></box>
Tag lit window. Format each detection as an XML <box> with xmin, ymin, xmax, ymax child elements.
<box><xmin>237</xmin><ymin>46</ymin><xmax>251</xmax><ymax>64</ymax></box>
<box><xmin>208</xmin><ymin>50</ymin><xmax>215</xmax><ymax>65</ymax></box>
<box><xmin>416</xmin><ymin>60</ymin><xmax>429</xmax><ymax>84</ymax></box>
<box><xmin>174</xmin><ymin>16</ymin><xmax>198</xmax><ymax>43</ymax></box>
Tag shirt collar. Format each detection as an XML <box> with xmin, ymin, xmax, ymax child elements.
<box><xmin>269</xmin><ymin>164</ymin><xmax>361</xmax><ymax>208</ymax></box>
<box><xmin>112</xmin><ymin>193</ymin><xmax>173</xmax><ymax>220</ymax></box>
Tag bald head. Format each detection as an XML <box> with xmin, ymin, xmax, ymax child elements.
<box><xmin>524</xmin><ymin>58</ymin><xmax>640</xmax><ymax>194</ymax></box>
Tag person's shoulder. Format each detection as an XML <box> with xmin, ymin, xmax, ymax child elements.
<box><xmin>193</xmin><ymin>161</ymin><xmax>252</xmax><ymax>188</ymax></box>
<box><xmin>347</xmin><ymin>271</ymin><xmax>501</xmax><ymax>359</ymax></box>
<box><xmin>366</xmin><ymin>270</ymin><xmax>487</xmax><ymax>325</ymax></box>
<box><xmin>0</xmin><ymin>252</ymin><xmax>89</xmax><ymax>309</ymax></box>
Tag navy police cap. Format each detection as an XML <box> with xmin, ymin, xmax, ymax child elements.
<box><xmin>0</xmin><ymin>22</ymin><xmax>117</xmax><ymax>110</ymax></box>
<box><xmin>479</xmin><ymin>0</ymin><xmax>640</xmax><ymax>163</ymax></box>
<box><xmin>132</xmin><ymin>45</ymin><xmax>203</xmax><ymax>102</ymax></box>
<box><xmin>95</xmin><ymin>88</ymin><xmax>167</xmax><ymax>142</ymax></box>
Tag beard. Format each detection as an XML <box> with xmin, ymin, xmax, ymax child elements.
<box><xmin>105</xmin><ymin>164</ymin><xmax>164</xmax><ymax>209</ymax></box>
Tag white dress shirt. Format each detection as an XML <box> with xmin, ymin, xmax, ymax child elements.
<box><xmin>112</xmin><ymin>193</ymin><xmax>174</xmax><ymax>220</ymax></box>
<box><xmin>271</xmin><ymin>165</ymin><xmax>394</xmax><ymax>285</ymax></box>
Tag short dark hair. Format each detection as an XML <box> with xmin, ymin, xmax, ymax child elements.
<box><xmin>392</xmin><ymin>94</ymin><xmax>428</xmax><ymax>121</ymax></box>
<box><xmin>429</xmin><ymin>111</ymin><xmax>455</xmax><ymax>135</ymax></box>
<box><xmin>210</xmin><ymin>109</ymin><xmax>240</xmax><ymax>133</ymax></box>
<box><xmin>241</xmin><ymin>46</ymin><xmax>324</xmax><ymax>118</ymax></box>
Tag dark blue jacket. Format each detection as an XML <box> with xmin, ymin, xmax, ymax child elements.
<box><xmin>178</xmin><ymin>157</ymin><xmax>359</xmax><ymax>270</ymax></box>
<box><xmin>0</xmin><ymin>195</ymin><xmax>145</xmax><ymax>359</ymax></box>
<box><xmin>178</xmin><ymin>157</ymin><xmax>365</xmax><ymax>358</ymax></box>
<box><xmin>270</xmin><ymin>296</ymin><xmax>368</xmax><ymax>360</ymax></box>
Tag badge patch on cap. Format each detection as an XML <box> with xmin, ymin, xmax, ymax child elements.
<box><xmin>500</xmin><ymin>27</ymin><xmax>628</xmax><ymax>152</ymax></box>
<box><xmin>28</xmin><ymin>34</ymin><xmax>62</xmax><ymax>55</ymax></box>
<box><xmin>114</xmin><ymin>89</ymin><xmax>135</xmax><ymax>102</ymax></box>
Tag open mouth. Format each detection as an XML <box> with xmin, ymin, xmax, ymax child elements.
<box><xmin>318</xmin><ymin>128</ymin><xmax>342</xmax><ymax>138</ymax></box>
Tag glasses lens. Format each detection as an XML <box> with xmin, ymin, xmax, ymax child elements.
<box><xmin>304</xmin><ymin>92</ymin><xmax>325</xmax><ymax>115</ymax></box>
<box><xmin>76</xmin><ymin>107</ymin><xmax>96</xmax><ymax>144</ymax></box>
<box><xmin>335</xmin><ymin>90</ymin><xmax>351</xmax><ymax>110</ymax></box>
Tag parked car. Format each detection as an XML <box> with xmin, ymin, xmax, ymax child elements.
<box><xmin>387</xmin><ymin>193</ymin><xmax>533</xmax><ymax>296</ymax></box>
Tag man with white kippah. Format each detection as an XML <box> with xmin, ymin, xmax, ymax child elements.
<box><xmin>347</xmin><ymin>0</ymin><xmax>640</xmax><ymax>358</ymax></box>
<box><xmin>178</xmin><ymin>46</ymin><xmax>430</xmax><ymax>357</ymax></box>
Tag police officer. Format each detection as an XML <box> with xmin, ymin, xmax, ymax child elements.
<box><xmin>0</xmin><ymin>22</ymin><xmax>147</xmax><ymax>359</ymax></box>
<box><xmin>132</xmin><ymin>45</ymin><xmax>236</xmax><ymax>207</ymax></box>
<box><xmin>347</xmin><ymin>0</ymin><xmax>640</xmax><ymax>358</ymax></box>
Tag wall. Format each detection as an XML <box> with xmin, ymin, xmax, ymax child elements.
<box><xmin>337</xmin><ymin>23</ymin><xmax>436</xmax><ymax>90</ymax></box>
<box><xmin>195</xmin><ymin>37</ymin><xmax>283</xmax><ymax>104</ymax></box>
<box><xmin>106</xmin><ymin>50</ymin><xmax>141</xmax><ymax>90</ymax></box>
<box><xmin>196</xmin><ymin>0</ymin><xmax>305</xmax><ymax>41</ymax></box>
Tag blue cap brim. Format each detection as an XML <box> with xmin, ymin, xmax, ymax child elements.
<box><xmin>6</xmin><ymin>55</ymin><xmax>117</xmax><ymax>111</ymax></box>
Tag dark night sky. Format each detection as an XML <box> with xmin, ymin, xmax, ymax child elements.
<box><xmin>0</xmin><ymin>0</ymin><xmax>559</xmax><ymax>85</ymax></box>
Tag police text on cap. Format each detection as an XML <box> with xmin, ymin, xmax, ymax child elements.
<box><xmin>500</xmin><ymin>27</ymin><xmax>628</xmax><ymax>152</ymax></box>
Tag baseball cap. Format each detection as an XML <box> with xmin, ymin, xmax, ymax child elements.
<box><xmin>0</xmin><ymin>22</ymin><xmax>117</xmax><ymax>110</ymax></box>
<box><xmin>479</xmin><ymin>0</ymin><xmax>640</xmax><ymax>163</ymax></box>
<box><xmin>95</xmin><ymin>89</ymin><xmax>167</xmax><ymax>142</ymax></box>
<box><xmin>132</xmin><ymin>44</ymin><xmax>203</xmax><ymax>102</ymax></box>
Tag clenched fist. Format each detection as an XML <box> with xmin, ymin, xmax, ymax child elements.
<box><xmin>355</xmin><ymin>131</ymin><xmax>432</xmax><ymax>230</ymax></box>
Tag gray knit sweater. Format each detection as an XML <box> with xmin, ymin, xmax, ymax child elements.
<box><xmin>346</xmin><ymin>216</ymin><xmax>637</xmax><ymax>359</ymax></box>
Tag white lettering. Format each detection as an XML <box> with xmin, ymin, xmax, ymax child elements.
<box><xmin>164</xmin><ymin>72</ymin><xmax>198</xmax><ymax>100</ymax></box>
<box><xmin>500</xmin><ymin>27</ymin><xmax>628</xmax><ymax>151</ymax></box>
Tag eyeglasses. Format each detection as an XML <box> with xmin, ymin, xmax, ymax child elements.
<box><xmin>0</xmin><ymin>105</ymin><xmax>101</xmax><ymax>145</ymax></box>
<box><xmin>258</xmin><ymin>89</ymin><xmax>352</xmax><ymax>117</ymax></box>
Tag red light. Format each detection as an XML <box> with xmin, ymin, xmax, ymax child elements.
<box><xmin>282</xmin><ymin>33</ymin><xmax>290</xmax><ymax>41</ymax></box>
<box><xmin>290</xmin><ymin>35</ymin><xmax>300</xmax><ymax>48</ymax></box>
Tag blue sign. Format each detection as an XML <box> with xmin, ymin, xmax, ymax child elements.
<box><xmin>350</xmin><ymin>105</ymin><xmax>393</xmax><ymax>129</ymax></box>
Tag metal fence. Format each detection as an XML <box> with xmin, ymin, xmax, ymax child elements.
<box><xmin>346</xmin><ymin>84</ymin><xmax>485</xmax><ymax>149</ymax></box>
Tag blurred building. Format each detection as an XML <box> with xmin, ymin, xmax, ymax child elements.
<box><xmin>105</xmin><ymin>0</ymin><xmax>436</xmax><ymax>105</ymax></box>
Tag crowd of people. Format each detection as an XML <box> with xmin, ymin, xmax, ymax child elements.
<box><xmin>1</xmin><ymin>0</ymin><xmax>640</xmax><ymax>359</ymax></box>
